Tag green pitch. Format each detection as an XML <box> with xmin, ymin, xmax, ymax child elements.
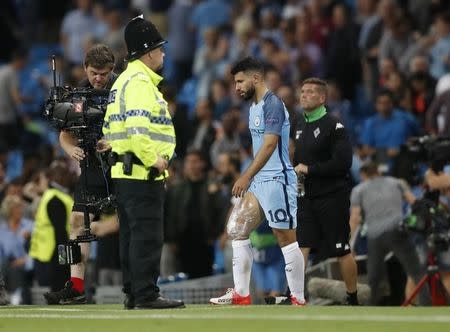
<box><xmin>1</xmin><ymin>305</ymin><xmax>449</xmax><ymax>332</ymax></box>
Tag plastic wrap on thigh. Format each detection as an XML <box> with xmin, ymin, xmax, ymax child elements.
<box><xmin>227</xmin><ymin>198</ymin><xmax>261</xmax><ymax>240</ymax></box>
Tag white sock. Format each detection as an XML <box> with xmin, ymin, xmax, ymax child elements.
<box><xmin>281</xmin><ymin>242</ymin><xmax>305</xmax><ymax>301</ymax></box>
<box><xmin>231</xmin><ymin>239</ymin><xmax>253</xmax><ymax>297</ymax></box>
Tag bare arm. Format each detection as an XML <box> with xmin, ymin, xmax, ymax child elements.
<box><xmin>403</xmin><ymin>189</ymin><xmax>416</xmax><ymax>205</ymax></box>
<box><xmin>232</xmin><ymin>134</ymin><xmax>278</xmax><ymax>197</ymax></box>
<box><xmin>242</xmin><ymin>134</ymin><xmax>278</xmax><ymax>180</ymax></box>
<box><xmin>349</xmin><ymin>206</ymin><xmax>362</xmax><ymax>239</ymax></box>
<box><xmin>91</xmin><ymin>215</ymin><xmax>119</xmax><ymax>237</ymax></box>
<box><xmin>425</xmin><ymin>169</ymin><xmax>450</xmax><ymax>190</ymax></box>
<box><xmin>10</xmin><ymin>85</ymin><xmax>22</xmax><ymax>105</ymax></box>
<box><xmin>59</xmin><ymin>131</ymin><xmax>85</xmax><ymax>161</ymax></box>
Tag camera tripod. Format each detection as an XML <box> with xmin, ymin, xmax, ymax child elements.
<box><xmin>402</xmin><ymin>252</ymin><xmax>448</xmax><ymax>306</ymax></box>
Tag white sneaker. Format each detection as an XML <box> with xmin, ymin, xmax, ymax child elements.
<box><xmin>210</xmin><ymin>288</ymin><xmax>251</xmax><ymax>305</ymax></box>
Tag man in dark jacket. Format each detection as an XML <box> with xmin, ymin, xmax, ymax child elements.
<box><xmin>293</xmin><ymin>78</ymin><xmax>358</xmax><ymax>305</ymax></box>
<box><xmin>164</xmin><ymin>150</ymin><xmax>226</xmax><ymax>278</ymax></box>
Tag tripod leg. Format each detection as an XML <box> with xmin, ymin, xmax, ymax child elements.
<box><xmin>430</xmin><ymin>272</ymin><xmax>448</xmax><ymax>306</ymax></box>
<box><xmin>402</xmin><ymin>275</ymin><xmax>429</xmax><ymax>306</ymax></box>
<box><xmin>80</xmin><ymin>155</ymin><xmax>91</xmax><ymax>234</ymax></box>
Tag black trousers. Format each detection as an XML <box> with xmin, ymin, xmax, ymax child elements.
<box><xmin>114</xmin><ymin>178</ymin><xmax>165</xmax><ymax>303</ymax></box>
<box><xmin>367</xmin><ymin>228</ymin><xmax>431</xmax><ymax>306</ymax></box>
<box><xmin>34</xmin><ymin>254</ymin><xmax>69</xmax><ymax>292</ymax></box>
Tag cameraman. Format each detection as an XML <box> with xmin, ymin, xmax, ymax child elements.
<box><xmin>350</xmin><ymin>162</ymin><xmax>431</xmax><ymax>305</ymax></box>
<box><xmin>44</xmin><ymin>44</ymin><xmax>119</xmax><ymax>305</ymax></box>
<box><xmin>423</xmin><ymin>167</ymin><xmax>450</xmax><ymax>296</ymax></box>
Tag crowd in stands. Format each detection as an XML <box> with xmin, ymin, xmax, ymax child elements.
<box><xmin>1</xmin><ymin>0</ymin><xmax>450</xmax><ymax>305</ymax></box>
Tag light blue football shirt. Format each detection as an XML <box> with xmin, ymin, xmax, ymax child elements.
<box><xmin>248</xmin><ymin>91</ymin><xmax>296</xmax><ymax>184</ymax></box>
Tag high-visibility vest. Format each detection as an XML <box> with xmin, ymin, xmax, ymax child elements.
<box><xmin>29</xmin><ymin>188</ymin><xmax>73</xmax><ymax>262</ymax></box>
<box><xmin>103</xmin><ymin>60</ymin><xmax>175</xmax><ymax>180</ymax></box>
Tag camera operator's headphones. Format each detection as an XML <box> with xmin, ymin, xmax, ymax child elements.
<box><xmin>124</xmin><ymin>15</ymin><xmax>167</xmax><ymax>61</ymax></box>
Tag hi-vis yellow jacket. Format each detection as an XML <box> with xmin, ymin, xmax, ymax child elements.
<box><xmin>103</xmin><ymin>60</ymin><xmax>175</xmax><ymax>180</ymax></box>
<box><xmin>29</xmin><ymin>188</ymin><xmax>73</xmax><ymax>262</ymax></box>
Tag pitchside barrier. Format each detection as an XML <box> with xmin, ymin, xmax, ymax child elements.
<box><xmin>30</xmin><ymin>255</ymin><xmax>371</xmax><ymax>305</ymax></box>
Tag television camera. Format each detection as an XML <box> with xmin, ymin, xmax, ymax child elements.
<box><xmin>401</xmin><ymin>136</ymin><xmax>450</xmax><ymax>305</ymax></box>
<box><xmin>43</xmin><ymin>56</ymin><xmax>115</xmax><ymax>265</ymax></box>
<box><xmin>403</xmin><ymin>135</ymin><xmax>450</xmax><ymax>250</ymax></box>
<box><xmin>404</xmin><ymin>198</ymin><xmax>450</xmax><ymax>252</ymax></box>
<box><xmin>406</xmin><ymin>135</ymin><xmax>450</xmax><ymax>173</ymax></box>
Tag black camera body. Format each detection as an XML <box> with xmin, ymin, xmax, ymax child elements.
<box><xmin>406</xmin><ymin>136</ymin><xmax>450</xmax><ymax>173</ymax></box>
<box><xmin>44</xmin><ymin>86</ymin><xmax>109</xmax><ymax>150</ymax></box>
<box><xmin>404</xmin><ymin>198</ymin><xmax>450</xmax><ymax>252</ymax></box>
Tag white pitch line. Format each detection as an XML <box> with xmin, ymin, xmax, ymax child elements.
<box><xmin>3</xmin><ymin>308</ymin><xmax>85</xmax><ymax>312</ymax></box>
<box><xmin>1</xmin><ymin>312</ymin><xmax>450</xmax><ymax>323</ymax></box>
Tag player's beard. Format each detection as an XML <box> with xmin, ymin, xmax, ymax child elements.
<box><xmin>242</xmin><ymin>86</ymin><xmax>255</xmax><ymax>101</ymax></box>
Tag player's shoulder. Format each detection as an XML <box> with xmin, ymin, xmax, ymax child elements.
<box><xmin>262</xmin><ymin>91</ymin><xmax>284</xmax><ymax>112</ymax></box>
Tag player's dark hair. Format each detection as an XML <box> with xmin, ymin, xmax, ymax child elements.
<box><xmin>230</xmin><ymin>57</ymin><xmax>264</xmax><ymax>76</ymax></box>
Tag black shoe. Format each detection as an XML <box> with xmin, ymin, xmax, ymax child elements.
<box><xmin>0</xmin><ymin>286</ymin><xmax>9</xmax><ymax>306</ymax></box>
<box><xmin>44</xmin><ymin>281</ymin><xmax>86</xmax><ymax>305</ymax></box>
<box><xmin>345</xmin><ymin>294</ymin><xmax>359</xmax><ymax>306</ymax></box>
<box><xmin>264</xmin><ymin>296</ymin><xmax>293</xmax><ymax>305</ymax></box>
<box><xmin>124</xmin><ymin>294</ymin><xmax>135</xmax><ymax>310</ymax></box>
<box><xmin>135</xmin><ymin>296</ymin><xmax>185</xmax><ymax>309</ymax></box>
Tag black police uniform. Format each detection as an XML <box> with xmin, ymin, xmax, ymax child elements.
<box><xmin>71</xmin><ymin>73</ymin><xmax>117</xmax><ymax>217</ymax></box>
<box><xmin>293</xmin><ymin>108</ymin><xmax>353</xmax><ymax>258</ymax></box>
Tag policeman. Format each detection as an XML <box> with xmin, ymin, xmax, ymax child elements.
<box><xmin>103</xmin><ymin>16</ymin><xmax>184</xmax><ymax>309</ymax></box>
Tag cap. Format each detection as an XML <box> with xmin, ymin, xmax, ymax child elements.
<box><xmin>124</xmin><ymin>15</ymin><xmax>167</xmax><ymax>61</ymax></box>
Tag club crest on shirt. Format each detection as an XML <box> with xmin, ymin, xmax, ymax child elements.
<box><xmin>314</xmin><ymin>127</ymin><xmax>320</xmax><ymax>138</ymax></box>
<box><xmin>254</xmin><ymin>116</ymin><xmax>261</xmax><ymax>127</ymax></box>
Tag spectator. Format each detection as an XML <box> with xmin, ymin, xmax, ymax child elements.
<box><xmin>60</xmin><ymin>0</ymin><xmax>105</xmax><ymax>66</ymax></box>
<box><xmin>210</xmin><ymin>79</ymin><xmax>232</xmax><ymax>121</ymax></box>
<box><xmin>0</xmin><ymin>47</ymin><xmax>29</xmax><ymax>150</ymax></box>
<box><xmin>378</xmin><ymin>9</ymin><xmax>414</xmax><ymax>74</ymax></box>
<box><xmin>306</xmin><ymin>0</ymin><xmax>332</xmax><ymax>52</ymax></box>
<box><xmin>384</xmin><ymin>70</ymin><xmax>412</xmax><ymax>111</ymax></box>
<box><xmin>0</xmin><ymin>195</ymin><xmax>33</xmax><ymax>305</ymax></box>
<box><xmin>426</xmin><ymin>89</ymin><xmax>450</xmax><ymax>136</ymax></box>
<box><xmin>264</xmin><ymin>65</ymin><xmax>283</xmax><ymax>92</ymax></box>
<box><xmin>408</xmin><ymin>72</ymin><xmax>435</xmax><ymax>125</ymax></box>
<box><xmin>294</xmin><ymin>18</ymin><xmax>323</xmax><ymax>79</ymax></box>
<box><xmin>190</xmin><ymin>0</ymin><xmax>231</xmax><ymax>47</ymax></box>
<box><xmin>325</xmin><ymin>3</ymin><xmax>361</xmax><ymax>100</ymax></box>
<box><xmin>430</xmin><ymin>12</ymin><xmax>450</xmax><ymax>80</ymax></box>
<box><xmin>210</xmin><ymin>112</ymin><xmax>240</xmax><ymax>169</ymax></box>
<box><xmin>193</xmin><ymin>27</ymin><xmax>229</xmax><ymax>99</ymax></box>
<box><xmin>167</xmin><ymin>0</ymin><xmax>196</xmax><ymax>91</ymax></box>
<box><xmin>189</xmin><ymin>99</ymin><xmax>216</xmax><ymax>166</ymax></box>
<box><xmin>164</xmin><ymin>150</ymin><xmax>227</xmax><ymax>278</ymax></box>
<box><xmin>360</xmin><ymin>89</ymin><xmax>418</xmax><ymax>168</ymax></box>
<box><xmin>162</xmin><ymin>85</ymin><xmax>191</xmax><ymax>160</ymax></box>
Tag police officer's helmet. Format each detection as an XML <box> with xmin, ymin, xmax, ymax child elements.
<box><xmin>124</xmin><ymin>15</ymin><xmax>167</xmax><ymax>61</ymax></box>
